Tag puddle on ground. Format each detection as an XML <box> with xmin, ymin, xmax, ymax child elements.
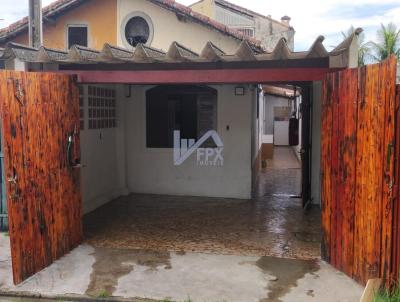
<box><xmin>257</xmin><ymin>256</ymin><xmax>320</xmax><ymax>302</ymax></box>
<box><xmin>86</xmin><ymin>247</ymin><xmax>171</xmax><ymax>297</ymax></box>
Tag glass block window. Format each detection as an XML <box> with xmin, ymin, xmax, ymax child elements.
<box><xmin>78</xmin><ymin>86</ymin><xmax>84</xmax><ymax>130</ymax></box>
<box><xmin>88</xmin><ymin>86</ymin><xmax>117</xmax><ymax>130</ymax></box>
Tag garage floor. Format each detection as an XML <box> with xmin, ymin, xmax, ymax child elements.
<box><xmin>84</xmin><ymin>147</ymin><xmax>321</xmax><ymax>259</ymax></box>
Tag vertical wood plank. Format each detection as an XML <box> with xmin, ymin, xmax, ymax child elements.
<box><xmin>330</xmin><ymin>72</ymin><xmax>340</xmax><ymax>268</ymax></box>
<box><xmin>321</xmin><ymin>74</ymin><xmax>333</xmax><ymax>262</ymax></box>
<box><xmin>339</xmin><ymin>68</ymin><xmax>358</xmax><ymax>276</ymax></box>
<box><xmin>392</xmin><ymin>84</ymin><xmax>400</xmax><ymax>285</ymax></box>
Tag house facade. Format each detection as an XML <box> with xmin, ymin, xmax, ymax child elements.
<box><xmin>0</xmin><ymin>0</ymin><xmax>373</xmax><ymax>287</ymax></box>
<box><xmin>0</xmin><ymin>0</ymin><xmax>263</xmax><ymax>53</ymax></box>
<box><xmin>190</xmin><ymin>0</ymin><xmax>295</xmax><ymax>50</ymax></box>
<box><xmin>0</xmin><ymin>0</ymin><xmax>360</xmax><ymax>216</ymax></box>
<box><xmin>0</xmin><ymin>0</ymin><xmax>269</xmax><ymax>214</ymax></box>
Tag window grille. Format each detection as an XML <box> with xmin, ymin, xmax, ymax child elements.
<box><xmin>237</xmin><ymin>28</ymin><xmax>255</xmax><ymax>38</ymax></box>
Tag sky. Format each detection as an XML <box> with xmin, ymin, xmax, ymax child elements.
<box><xmin>1</xmin><ymin>0</ymin><xmax>400</xmax><ymax>51</ymax></box>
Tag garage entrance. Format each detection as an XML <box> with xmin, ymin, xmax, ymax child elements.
<box><xmin>1</xmin><ymin>36</ymin><xmax>397</xmax><ymax>293</ymax></box>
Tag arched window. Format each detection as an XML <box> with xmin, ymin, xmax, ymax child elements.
<box><xmin>125</xmin><ymin>17</ymin><xmax>149</xmax><ymax>46</ymax></box>
<box><xmin>121</xmin><ymin>12</ymin><xmax>154</xmax><ymax>48</ymax></box>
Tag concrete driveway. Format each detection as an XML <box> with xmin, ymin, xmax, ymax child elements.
<box><xmin>0</xmin><ymin>234</ymin><xmax>363</xmax><ymax>302</ymax></box>
<box><xmin>0</xmin><ymin>148</ymin><xmax>364</xmax><ymax>301</ymax></box>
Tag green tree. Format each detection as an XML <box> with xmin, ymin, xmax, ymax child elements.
<box><xmin>370</xmin><ymin>22</ymin><xmax>400</xmax><ymax>62</ymax></box>
<box><xmin>341</xmin><ymin>26</ymin><xmax>370</xmax><ymax>66</ymax></box>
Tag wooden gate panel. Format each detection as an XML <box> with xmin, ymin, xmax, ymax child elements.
<box><xmin>321</xmin><ymin>57</ymin><xmax>398</xmax><ymax>285</ymax></box>
<box><xmin>392</xmin><ymin>84</ymin><xmax>400</xmax><ymax>284</ymax></box>
<box><xmin>330</xmin><ymin>72</ymin><xmax>340</xmax><ymax>268</ymax></box>
<box><xmin>0</xmin><ymin>70</ymin><xmax>82</xmax><ymax>284</ymax></box>
<box><xmin>338</xmin><ymin>68</ymin><xmax>358</xmax><ymax>275</ymax></box>
<box><xmin>380</xmin><ymin>59</ymin><xmax>397</xmax><ymax>281</ymax></box>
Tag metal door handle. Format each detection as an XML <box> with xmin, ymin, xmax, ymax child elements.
<box><xmin>7</xmin><ymin>176</ymin><xmax>17</xmax><ymax>184</ymax></box>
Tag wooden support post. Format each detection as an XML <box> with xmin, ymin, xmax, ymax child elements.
<box><xmin>28</xmin><ymin>0</ymin><xmax>43</xmax><ymax>48</ymax></box>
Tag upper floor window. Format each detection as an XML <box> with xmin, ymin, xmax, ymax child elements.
<box><xmin>125</xmin><ymin>17</ymin><xmax>149</xmax><ymax>46</ymax></box>
<box><xmin>236</xmin><ymin>28</ymin><xmax>255</xmax><ymax>38</ymax></box>
<box><xmin>121</xmin><ymin>12</ymin><xmax>153</xmax><ymax>48</ymax></box>
<box><xmin>67</xmin><ymin>25</ymin><xmax>88</xmax><ymax>49</ymax></box>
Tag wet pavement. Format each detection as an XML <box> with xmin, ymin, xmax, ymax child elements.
<box><xmin>84</xmin><ymin>147</ymin><xmax>321</xmax><ymax>259</ymax></box>
<box><xmin>0</xmin><ymin>236</ymin><xmax>363</xmax><ymax>302</ymax></box>
<box><xmin>0</xmin><ymin>147</ymin><xmax>349</xmax><ymax>302</ymax></box>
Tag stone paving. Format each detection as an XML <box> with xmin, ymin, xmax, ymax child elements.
<box><xmin>84</xmin><ymin>147</ymin><xmax>321</xmax><ymax>259</ymax></box>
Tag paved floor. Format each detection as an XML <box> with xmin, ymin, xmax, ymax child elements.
<box><xmin>0</xmin><ymin>235</ymin><xmax>363</xmax><ymax>302</ymax></box>
<box><xmin>0</xmin><ymin>147</ymin><xmax>363</xmax><ymax>301</ymax></box>
<box><xmin>84</xmin><ymin>147</ymin><xmax>321</xmax><ymax>259</ymax></box>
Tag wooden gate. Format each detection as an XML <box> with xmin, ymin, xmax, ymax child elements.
<box><xmin>321</xmin><ymin>56</ymin><xmax>398</xmax><ymax>284</ymax></box>
<box><xmin>0</xmin><ymin>70</ymin><xmax>82</xmax><ymax>284</ymax></box>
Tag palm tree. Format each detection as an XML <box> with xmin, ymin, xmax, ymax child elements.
<box><xmin>370</xmin><ymin>23</ymin><xmax>400</xmax><ymax>62</ymax></box>
<box><xmin>341</xmin><ymin>26</ymin><xmax>370</xmax><ymax>66</ymax></box>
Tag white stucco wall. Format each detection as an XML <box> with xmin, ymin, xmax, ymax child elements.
<box><xmin>123</xmin><ymin>84</ymin><xmax>253</xmax><ymax>199</ymax></box>
<box><xmin>263</xmin><ymin>94</ymin><xmax>291</xmax><ymax>137</ymax></box>
<box><xmin>117</xmin><ymin>0</ymin><xmax>242</xmax><ymax>53</ymax></box>
<box><xmin>80</xmin><ymin>85</ymin><xmax>128</xmax><ymax>214</ymax></box>
<box><xmin>293</xmin><ymin>95</ymin><xmax>302</xmax><ymax>161</ymax></box>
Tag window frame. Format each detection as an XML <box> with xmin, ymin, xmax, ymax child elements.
<box><xmin>234</xmin><ymin>27</ymin><xmax>255</xmax><ymax>38</ymax></box>
<box><xmin>145</xmin><ymin>86</ymin><xmax>218</xmax><ymax>150</ymax></box>
<box><xmin>66</xmin><ymin>24</ymin><xmax>89</xmax><ymax>49</ymax></box>
<box><xmin>121</xmin><ymin>11</ymin><xmax>154</xmax><ymax>49</ymax></box>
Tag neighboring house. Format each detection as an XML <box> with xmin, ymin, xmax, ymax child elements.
<box><xmin>190</xmin><ymin>0</ymin><xmax>295</xmax><ymax>50</ymax></box>
<box><xmin>189</xmin><ymin>0</ymin><xmax>298</xmax><ymax>161</ymax></box>
<box><xmin>0</xmin><ymin>0</ymin><xmax>263</xmax><ymax>53</ymax></box>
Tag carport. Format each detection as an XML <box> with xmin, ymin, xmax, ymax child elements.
<box><xmin>0</xmin><ymin>28</ymin><xmax>397</xmax><ymax>301</ymax></box>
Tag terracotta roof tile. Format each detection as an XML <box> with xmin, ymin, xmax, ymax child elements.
<box><xmin>0</xmin><ymin>0</ymin><xmax>264</xmax><ymax>52</ymax></box>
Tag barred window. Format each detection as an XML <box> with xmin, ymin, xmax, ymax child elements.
<box><xmin>88</xmin><ymin>86</ymin><xmax>117</xmax><ymax>130</ymax></box>
<box><xmin>236</xmin><ymin>28</ymin><xmax>255</xmax><ymax>38</ymax></box>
